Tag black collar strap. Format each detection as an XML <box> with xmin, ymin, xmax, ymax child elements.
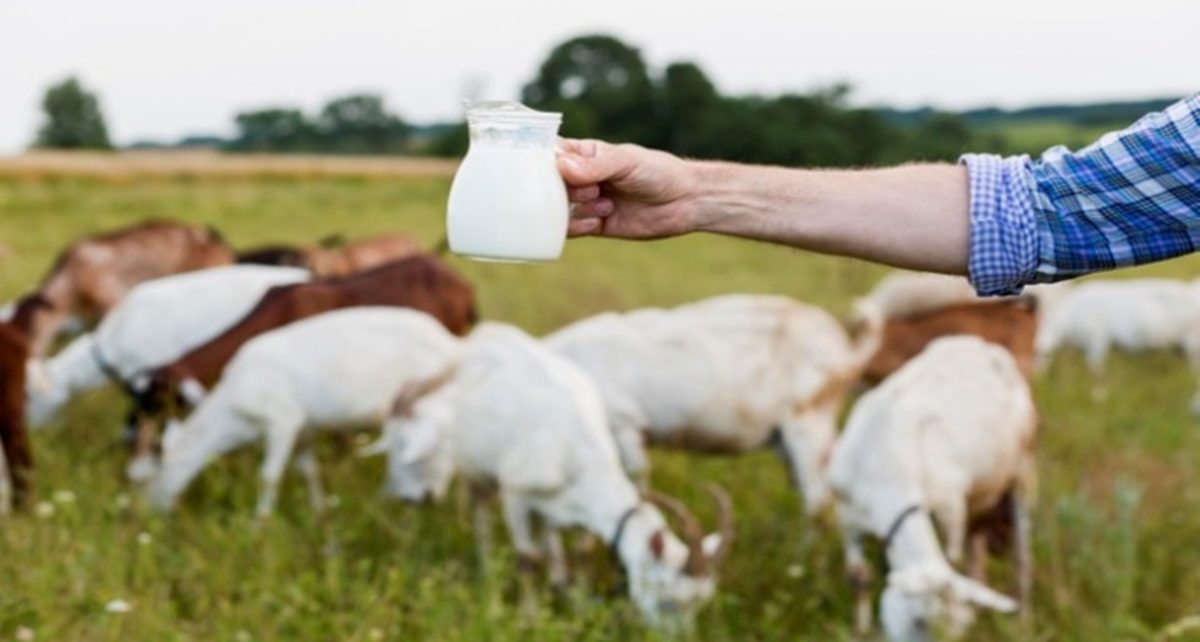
<box><xmin>91</xmin><ymin>340</ymin><xmax>136</xmax><ymax>396</ymax></box>
<box><xmin>609</xmin><ymin>503</ymin><xmax>643</xmax><ymax>567</ymax></box>
<box><xmin>882</xmin><ymin>504</ymin><xmax>924</xmax><ymax>553</ymax></box>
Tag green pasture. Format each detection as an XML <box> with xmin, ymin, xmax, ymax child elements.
<box><xmin>1</xmin><ymin>177</ymin><xmax>1199</xmax><ymax>641</ymax></box>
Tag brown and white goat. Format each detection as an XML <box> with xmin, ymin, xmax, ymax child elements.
<box><xmin>12</xmin><ymin>219</ymin><xmax>234</xmax><ymax>356</ymax></box>
<box><xmin>127</xmin><ymin>254</ymin><xmax>477</xmax><ymax>476</ymax></box>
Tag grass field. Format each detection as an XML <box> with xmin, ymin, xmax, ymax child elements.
<box><xmin>2</xmin><ymin>172</ymin><xmax>1200</xmax><ymax>642</ymax></box>
<box><xmin>980</xmin><ymin>120</ymin><xmax>1122</xmax><ymax>157</ymax></box>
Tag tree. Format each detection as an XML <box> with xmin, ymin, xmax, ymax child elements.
<box><xmin>34</xmin><ymin>77</ymin><xmax>112</xmax><ymax>150</ymax></box>
<box><xmin>226</xmin><ymin>109</ymin><xmax>316</xmax><ymax>152</ymax></box>
<box><xmin>521</xmin><ymin>34</ymin><xmax>659</xmax><ymax>144</ymax></box>
<box><xmin>317</xmin><ymin>94</ymin><xmax>408</xmax><ymax>154</ymax></box>
<box><xmin>659</xmin><ymin>62</ymin><xmax>720</xmax><ymax>154</ymax></box>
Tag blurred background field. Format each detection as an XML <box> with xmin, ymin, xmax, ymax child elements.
<box><xmin>3</xmin><ymin>175</ymin><xmax>1200</xmax><ymax>641</ymax></box>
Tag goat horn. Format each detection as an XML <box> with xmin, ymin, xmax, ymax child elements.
<box><xmin>643</xmin><ymin>489</ymin><xmax>707</xmax><ymax>576</ymax></box>
<box><xmin>705</xmin><ymin>483</ymin><xmax>734</xmax><ymax>566</ymax></box>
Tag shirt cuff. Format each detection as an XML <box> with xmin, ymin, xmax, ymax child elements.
<box><xmin>959</xmin><ymin>153</ymin><xmax>1039</xmax><ymax>296</ymax></box>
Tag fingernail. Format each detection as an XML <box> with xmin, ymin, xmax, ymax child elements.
<box><xmin>557</xmin><ymin>154</ymin><xmax>582</xmax><ymax>173</ymax></box>
<box><xmin>569</xmin><ymin>218</ymin><xmax>600</xmax><ymax>236</ymax></box>
<box><xmin>593</xmin><ymin>199</ymin><xmax>614</xmax><ymax>216</ymax></box>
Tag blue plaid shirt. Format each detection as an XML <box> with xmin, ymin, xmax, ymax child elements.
<box><xmin>961</xmin><ymin>93</ymin><xmax>1200</xmax><ymax>295</ymax></box>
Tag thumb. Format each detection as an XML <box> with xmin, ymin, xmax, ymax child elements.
<box><xmin>557</xmin><ymin>139</ymin><xmax>635</xmax><ymax>186</ymax></box>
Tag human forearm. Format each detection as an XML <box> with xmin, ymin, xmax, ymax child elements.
<box><xmin>685</xmin><ymin>161</ymin><xmax>971</xmax><ymax>274</ymax></box>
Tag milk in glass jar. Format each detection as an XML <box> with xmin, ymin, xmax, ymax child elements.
<box><xmin>446</xmin><ymin>101</ymin><xmax>569</xmax><ymax>262</ymax></box>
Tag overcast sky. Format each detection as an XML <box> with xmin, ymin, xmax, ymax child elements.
<box><xmin>1</xmin><ymin>0</ymin><xmax>1196</xmax><ymax>152</ymax></box>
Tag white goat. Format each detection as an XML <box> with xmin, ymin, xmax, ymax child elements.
<box><xmin>856</xmin><ymin>272</ymin><xmax>980</xmax><ymax>321</ymax></box>
<box><xmin>150</xmin><ymin>307</ymin><xmax>460</xmax><ymax>517</ymax></box>
<box><xmin>377</xmin><ymin>322</ymin><xmax>732</xmax><ymax>629</ymax></box>
<box><xmin>24</xmin><ymin>265</ymin><xmax>309</xmax><ymax>429</ymax></box>
<box><xmin>545</xmin><ymin>294</ymin><xmax>881</xmax><ymax>514</ymax></box>
<box><xmin>829</xmin><ymin>336</ymin><xmax>1035</xmax><ymax>641</ymax></box>
<box><xmin>1035</xmin><ymin>278</ymin><xmax>1200</xmax><ymax>375</ymax></box>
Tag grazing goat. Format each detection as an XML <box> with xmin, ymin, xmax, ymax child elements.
<box><xmin>829</xmin><ymin>336</ymin><xmax>1035</xmax><ymax>641</ymax></box>
<box><xmin>856</xmin><ymin>272</ymin><xmax>980</xmax><ymax>320</ymax></box>
<box><xmin>149</xmin><ymin>308</ymin><xmax>461</xmax><ymax>517</ymax></box>
<box><xmin>376</xmin><ymin>323</ymin><xmax>732</xmax><ymax>629</ymax></box>
<box><xmin>128</xmin><ymin>255</ymin><xmax>476</xmax><ymax>473</ymax></box>
<box><xmin>236</xmin><ymin>233</ymin><xmax>421</xmax><ymax>277</ymax></box>
<box><xmin>1035</xmin><ymin>278</ymin><xmax>1200</xmax><ymax>375</ymax></box>
<box><xmin>0</xmin><ymin>323</ymin><xmax>32</xmax><ymax>511</ymax></box>
<box><xmin>24</xmin><ymin>266</ymin><xmax>309</xmax><ymax>434</ymax></box>
<box><xmin>858</xmin><ymin>297</ymin><xmax>1039</xmax><ymax>385</ymax></box>
<box><xmin>11</xmin><ymin>219</ymin><xmax>234</xmax><ymax>356</ymax></box>
<box><xmin>545</xmin><ymin>294</ymin><xmax>881</xmax><ymax>514</ymax></box>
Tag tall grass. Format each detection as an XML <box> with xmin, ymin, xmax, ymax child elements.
<box><xmin>1</xmin><ymin>176</ymin><xmax>1199</xmax><ymax>641</ymax></box>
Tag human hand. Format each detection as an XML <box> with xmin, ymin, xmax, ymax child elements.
<box><xmin>556</xmin><ymin>139</ymin><xmax>700</xmax><ymax>239</ymax></box>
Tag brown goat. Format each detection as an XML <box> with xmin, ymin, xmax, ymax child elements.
<box><xmin>0</xmin><ymin>322</ymin><xmax>32</xmax><ymax>510</ymax></box>
<box><xmin>859</xmin><ymin>297</ymin><xmax>1038</xmax><ymax>386</ymax></box>
<box><xmin>13</xmin><ymin>219</ymin><xmax>234</xmax><ymax>356</ymax></box>
<box><xmin>236</xmin><ymin>233</ymin><xmax>422</xmax><ymax>278</ymax></box>
<box><xmin>304</xmin><ymin>233</ymin><xmax>423</xmax><ymax>277</ymax></box>
<box><xmin>127</xmin><ymin>254</ymin><xmax>477</xmax><ymax>467</ymax></box>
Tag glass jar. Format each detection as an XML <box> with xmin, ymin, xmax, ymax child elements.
<box><xmin>446</xmin><ymin>101</ymin><xmax>569</xmax><ymax>262</ymax></box>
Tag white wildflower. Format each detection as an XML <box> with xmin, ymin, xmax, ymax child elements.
<box><xmin>34</xmin><ymin>501</ymin><xmax>54</xmax><ymax>519</ymax></box>
<box><xmin>114</xmin><ymin>493</ymin><xmax>131</xmax><ymax>510</ymax></box>
<box><xmin>104</xmin><ymin>599</ymin><xmax>132</xmax><ymax>614</ymax></box>
<box><xmin>52</xmin><ymin>489</ymin><xmax>76</xmax><ymax>504</ymax></box>
<box><xmin>15</xmin><ymin>626</ymin><xmax>34</xmax><ymax>641</ymax></box>
<box><xmin>786</xmin><ymin>564</ymin><xmax>804</xmax><ymax>579</ymax></box>
<box><xmin>368</xmin><ymin>628</ymin><xmax>384</xmax><ymax>641</ymax></box>
<box><xmin>137</xmin><ymin>532</ymin><xmax>153</xmax><ymax>546</ymax></box>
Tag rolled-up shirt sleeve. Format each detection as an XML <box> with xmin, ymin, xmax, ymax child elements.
<box><xmin>959</xmin><ymin>93</ymin><xmax>1200</xmax><ymax>296</ymax></box>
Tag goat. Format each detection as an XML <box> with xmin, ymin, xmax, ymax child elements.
<box><xmin>11</xmin><ymin>219</ymin><xmax>234</xmax><ymax>356</ymax></box>
<box><xmin>236</xmin><ymin>233</ymin><xmax>422</xmax><ymax>277</ymax></box>
<box><xmin>128</xmin><ymin>254</ymin><xmax>477</xmax><ymax>477</ymax></box>
<box><xmin>149</xmin><ymin>307</ymin><xmax>461</xmax><ymax>517</ymax></box>
<box><xmin>858</xmin><ymin>297</ymin><xmax>1039</xmax><ymax>385</ymax></box>
<box><xmin>545</xmin><ymin>294</ymin><xmax>882</xmax><ymax>514</ymax></box>
<box><xmin>376</xmin><ymin>322</ymin><xmax>732</xmax><ymax>629</ymax></box>
<box><xmin>0</xmin><ymin>322</ymin><xmax>32</xmax><ymax>511</ymax></box>
<box><xmin>1035</xmin><ymin>279</ymin><xmax>1200</xmax><ymax>376</ymax></box>
<box><xmin>24</xmin><ymin>266</ymin><xmax>309</xmax><ymax>433</ymax></box>
<box><xmin>828</xmin><ymin>336</ymin><xmax>1035</xmax><ymax>641</ymax></box>
<box><xmin>856</xmin><ymin>272</ymin><xmax>980</xmax><ymax>320</ymax></box>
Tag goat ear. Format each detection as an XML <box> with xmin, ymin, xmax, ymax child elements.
<box><xmin>949</xmin><ymin>575</ymin><xmax>1019</xmax><ymax>613</ymax></box>
<box><xmin>648</xmin><ymin>530</ymin><xmax>666</xmax><ymax>561</ymax></box>
<box><xmin>398</xmin><ymin>421</ymin><xmax>439</xmax><ymax>464</ymax></box>
<box><xmin>886</xmin><ymin>564</ymin><xmax>944</xmax><ymax>595</ymax></box>
<box><xmin>25</xmin><ymin>359</ymin><xmax>51</xmax><ymax>393</ymax></box>
<box><xmin>179</xmin><ymin>378</ymin><xmax>208</xmax><ymax>406</ymax></box>
<box><xmin>700</xmin><ymin>533</ymin><xmax>723</xmax><ymax>559</ymax></box>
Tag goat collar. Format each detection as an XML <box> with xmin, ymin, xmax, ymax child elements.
<box><xmin>90</xmin><ymin>340</ymin><xmax>136</xmax><ymax>396</ymax></box>
<box><xmin>882</xmin><ymin>503</ymin><xmax>924</xmax><ymax>554</ymax></box>
<box><xmin>609</xmin><ymin>502</ymin><xmax>644</xmax><ymax>567</ymax></box>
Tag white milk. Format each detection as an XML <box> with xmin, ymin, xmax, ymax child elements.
<box><xmin>447</xmin><ymin>144</ymin><xmax>568</xmax><ymax>262</ymax></box>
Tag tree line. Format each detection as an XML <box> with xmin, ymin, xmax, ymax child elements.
<box><xmin>33</xmin><ymin>33</ymin><xmax>1176</xmax><ymax>166</ymax></box>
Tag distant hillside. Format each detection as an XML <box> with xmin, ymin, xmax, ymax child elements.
<box><xmin>877</xmin><ymin>97</ymin><xmax>1182</xmax><ymax>128</ymax></box>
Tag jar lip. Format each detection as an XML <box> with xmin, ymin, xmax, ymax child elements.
<box><xmin>466</xmin><ymin>100</ymin><xmax>561</xmax><ymax>125</ymax></box>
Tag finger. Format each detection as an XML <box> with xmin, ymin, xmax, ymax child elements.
<box><xmin>557</xmin><ymin>138</ymin><xmax>600</xmax><ymax>158</ymax></box>
<box><xmin>557</xmin><ymin>140</ymin><xmax>635</xmax><ymax>186</ymax></box>
<box><xmin>568</xmin><ymin>184</ymin><xmax>601</xmax><ymax>203</ymax></box>
<box><xmin>571</xmin><ymin>198</ymin><xmax>614</xmax><ymax>218</ymax></box>
<box><xmin>568</xmin><ymin>218</ymin><xmax>602</xmax><ymax>237</ymax></box>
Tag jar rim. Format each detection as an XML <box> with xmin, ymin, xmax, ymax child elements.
<box><xmin>466</xmin><ymin>100</ymin><xmax>561</xmax><ymax>126</ymax></box>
